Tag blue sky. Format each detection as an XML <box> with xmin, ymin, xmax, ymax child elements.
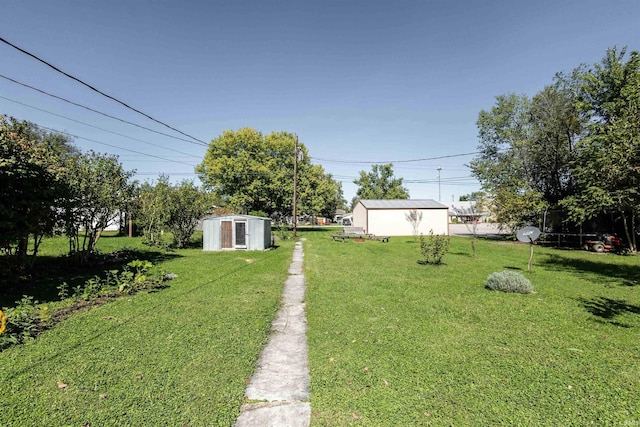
<box><xmin>1</xmin><ymin>1</ymin><xmax>638</xmax><ymax>203</ymax></box>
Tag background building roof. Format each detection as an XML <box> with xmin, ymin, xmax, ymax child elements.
<box><xmin>358</xmin><ymin>199</ymin><xmax>448</xmax><ymax>209</ymax></box>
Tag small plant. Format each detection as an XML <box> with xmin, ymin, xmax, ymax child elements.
<box><xmin>405</xmin><ymin>209</ymin><xmax>423</xmax><ymax>242</ymax></box>
<box><xmin>83</xmin><ymin>276</ymin><xmax>104</xmax><ymax>299</ymax></box>
<box><xmin>485</xmin><ymin>270</ymin><xmax>533</xmax><ymax>294</ymax></box>
<box><xmin>0</xmin><ymin>296</ymin><xmax>52</xmax><ymax>349</ymax></box>
<box><xmin>57</xmin><ymin>282</ymin><xmax>69</xmax><ymax>300</ymax></box>
<box><xmin>274</xmin><ymin>225</ymin><xmax>293</xmax><ymax>241</ymax></box>
<box><xmin>419</xmin><ymin>230</ymin><xmax>450</xmax><ymax>265</ymax></box>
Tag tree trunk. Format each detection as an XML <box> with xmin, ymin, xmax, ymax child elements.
<box><xmin>621</xmin><ymin>211</ymin><xmax>636</xmax><ymax>253</ymax></box>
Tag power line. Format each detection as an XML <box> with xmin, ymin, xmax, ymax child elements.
<box><xmin>0</xmin><ymin>95</ymin><xmax>204</xmax><ymax>158</ymax></box>
<box><xmin>312</xmin><ymin>151</ymin><xmax>480</xmax><ymax>165</ymax></box>
<box><xmin>135</xmin><ymin>172</ymin><xmax>198</xmax><ymax>176</ymax></box>
<box><xmin>39</xmin><ymin>125</ymin><xmax>198</xmax><ymax>168</ymax></box>
<box><xmin>0</xmin><ymin>36</ymin><xmax>208</xmax><ymax>145</ymax></box>
<box><xmin>0</xmin><ymin>73</ymin><xmax>208</xmax><ymax>147</ymax></box>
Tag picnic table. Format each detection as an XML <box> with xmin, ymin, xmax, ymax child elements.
<box><xmin>331</xmin><ymin>227</ymin><xmax>390</xmax><ymax>243</ymax></box>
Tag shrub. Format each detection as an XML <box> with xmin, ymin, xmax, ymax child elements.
<box><xmin>1</xmin><ymin>260</ymin><xmax>176</xmax><ymax>351</ymax></box>
<box><xmin>273</xmin><ymin>225</ymin><xmax>293</xmax><ymax>241</ymax></box>
<box><xmin>485</xmin><ymin>270</ymin><xmax>533</xmax><ymax>294</ymax></box>
<box><xmin>419</xmin><ymin>230</ymin><xmax>450</xmax><ymax>265</ymax></box>
<box><xmin>0</xmin><ymin>296</ymin><xmax>51</xmax><ymax>349</ymax></box>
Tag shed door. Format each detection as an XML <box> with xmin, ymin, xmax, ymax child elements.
<box><xmin>235</xmin><ymin>221</ymin><xmax>247</xmax><ymax>248</ymax></box>
<box><xmin>221</xmin><ymin>221</ymin><xmax>233</xmax><ymax>249</ymax></box>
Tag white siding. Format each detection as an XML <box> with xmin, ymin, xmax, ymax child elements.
<box><xmin>366</xmin><ymin>208</ymin><xmax>449</xmax><ymax>236</ymax></box>
<box><xmin>352</xmin><ymin>200</ymin><xmax>449</xmax><ymax>236</ymax></box>
<box><xmin>353</xmin><ymin>203</ymin><xmax>368</xmax><ymax>231</ymax></box>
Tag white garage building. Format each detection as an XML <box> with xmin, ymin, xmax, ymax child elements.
<box><xmin>352</xmin><ymin>199</ymin><xmax>449</xmax><ymax>236</ymax></box>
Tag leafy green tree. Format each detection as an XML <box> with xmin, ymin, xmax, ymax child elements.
<box><xmin>459</xmin><ymin>191</ymin><xmax>486</xmax><ymax>202</ymax></box>
<box><xmin>62</xmin><ymin>151</ymin><xmax>135</xmax><ymax>260</ymax></box>
<box><xmin>561</xmin><ymin>47</ymin><xmax>640</xmax><ymax>251</ymax></box>
<box><xmin>0</xmin><ymin>116</ymin><xmax>74</xmax><ymax>259</ymax></box>
<box><xmin>470</xmin><ymin>86</ymin><xmax>582</xmax><ymax>231</ymax></box>
<box><xmin>196</xmin><ymin>128</ymin><xmax>298</xmax><ymax>216</ymax></box>
<box><xmin>196</xmin><ymin>128</ymin><xmax>342</xmax><ymax>220</ymax></box>
<box><xmin>352</xmin><ymin>163</ymin><xmax>409</xmax><ymax>209</ymax></box>
<box><xmin>298</xmin><ymin>164</ymin><xmax>344</xmax><ymax>220</ymax></box>
<box><xmin>135</xmin><ymin>175</ymin><xmax>171</xmax><ymax>245</ymax></box>
<box><xmin>166</xmin><ymin>180</ymin><xmax>211</xmax><ymax>248</ymax></box>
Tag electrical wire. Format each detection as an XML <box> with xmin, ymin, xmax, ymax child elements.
<box><xmin>311</xmin><ymin>151</ymin><xmax>480</xmax><ymax>165</ymax></box>
<box><xmin>39</xmin><ymin>125</ymin><xmax>198</xmax><ymax>167</ymax></box>
<box><xmin>0</xmin><ymin>95</ymin><xmax>204</xmax><ymax>158</ymax></box>
<box><xmin>0</xmin><ymin>36</ymin><xmax>208</xmax><ymax>145</ymax></box>
<box><xmin>0</xmin><ymin>73</ymin><xmax>208</xmax><ymax>147</ymax></box>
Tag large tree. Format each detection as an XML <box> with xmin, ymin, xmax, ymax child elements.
<box><xmin>561</xmin><ymin>47</ymin><xmax>640</xmax><ymax>251</ymax></box>
<box><xmin>62</xmin><ymin>151</ymin><xmax>135</xmax><ymax>259</ymax></box>
<box><xmin>352</xmin><ymin>163</ymin><xmax>409</xmax><ymax>209</ymax></box>
<box><xmin>470</xmin><ymin>85</ymin><xmax>583</xmax><ymax>231</ymax></box>
<box><xmin>0</xmin><ymin>116</ymin><xmax>75</xmax><ymax>258</ymax></box>
<box><xmin>196</xmin><ymin>128</ymin><xmax>342</xmax><ymax>220</ymax></box>
<box><xmin>471</xmin><ymin>47</ymin><xmax>640</xmax><ymax>246</ymax></box>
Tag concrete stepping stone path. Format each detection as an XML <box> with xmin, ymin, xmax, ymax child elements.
<box><xmin>235</xmin><ymin>240</ymin><xmax>310</xmax><ymax>427</ymax></box>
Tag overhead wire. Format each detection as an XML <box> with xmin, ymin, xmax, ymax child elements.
<box><xmin>311</xmin><ymin>151</ymin><xmax>480</xmax><ymax>165</ymax></box>
<box><xmin>0</xmin><ymin>36</ymin><xmax>208</xmax><ymax>145</ymax></box>
<box><xmin>0</xmin><ymin>74</ymin><xmax>208</xmax><ymax>147</ymax></box>
<box><xmin>0</xmin><ymin>95</ymin><xmax>204</xmax><ymax>158</ymax></box>
<box><xmin>39</xmin><ymin>125</ymin><xmax>198</xmax><ymax>168</ymax></box>
<box><xmin>0</xmin><ymin>36</ymin><xmax>482</xmax><ymax>190</ymax></box>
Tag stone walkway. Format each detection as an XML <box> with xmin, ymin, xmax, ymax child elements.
<box><xmin>235</xmin><ymin>240</ymin><xmax>310</xmax><ymax>427</ymax></box>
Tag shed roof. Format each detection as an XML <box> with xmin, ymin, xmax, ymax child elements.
<box><xmin>358</xmin><ymin>199</ymin><xmax>448</xmax><ymax>209</ymax></box>
<box><xmin>203</xmin><ymin>214</ymin><xmax>271</xmax><ymax>221</ymax></box>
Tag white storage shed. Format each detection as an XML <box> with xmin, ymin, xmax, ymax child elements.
<box><xmin>202</xmin><ymin>215</ymin><xmax>272</xmax><ymax>251</ymax></box>
<box><xmin>353</xmin><ymin>199</ymin><xmax>449</xmax><ymax>236</ymax></box>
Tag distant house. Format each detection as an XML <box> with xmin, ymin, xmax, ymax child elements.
<box><xmin>352</xmin><ymin>199</ymin><xmax>449</xmax><ymax>236</ymax></box>
<box><xmin>444</xmin><ymin>201</ymin><xmax>488</xmax><ymax>223</ymax></box>
<box><xmin>202</xmin><ymin>214</ymin><xmax>272</xmax><ymax>251</ymax></box>
<box><xmin>334</xmin><ymin>209</ymin><xmax>347</xmax><ymax>223</ymax></box>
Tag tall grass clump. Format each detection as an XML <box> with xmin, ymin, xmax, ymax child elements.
<box><xmin>485</xmin><ymin>270</ymin><xmax>533</xmax><ymax>294</ymax></box>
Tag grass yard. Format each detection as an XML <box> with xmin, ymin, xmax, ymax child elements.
<box><xmin>304</xmin><ymin>231</ymin><xmax>640</xmax><ymax>426</ymax></box>
<box><xmin>0</xmin><ymin>237</ymin><xmax>295</xmax><ymax>426</ymax></box>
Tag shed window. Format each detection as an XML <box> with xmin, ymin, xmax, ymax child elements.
<box><xmin>235</xmin><ymin>221</ymin><xmax>247</xmax><ymax>248</ymax></box>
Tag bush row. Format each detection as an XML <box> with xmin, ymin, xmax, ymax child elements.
<box><xmin>0</xmin><ymin>260</ymin><xmax>176</xmax><ymax>350</ymax></box>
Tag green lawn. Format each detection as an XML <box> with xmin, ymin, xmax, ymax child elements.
<box><xmin>304</xmin><ymin>231</ymin><xmax>640</xmax><ymax>426</ymax></box>
<box><xmin>0</xmin><ymin>237</ymin><xmax>294</xmax><ymax>426</ymax></box>
<box><xmin>2</xmin><ymin>232</ymin><xmax>639</xmax><ymax>426</ymax></box>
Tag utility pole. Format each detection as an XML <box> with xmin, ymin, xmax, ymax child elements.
<box><xmin>293</xmin><ymin>135</ymin><xmax>299</xmax><ymax>238</ymax></box>
<box><xmin>437</xmin><ymin>166</ymin><xmax>442</xmax><ymax>201</ymax></box>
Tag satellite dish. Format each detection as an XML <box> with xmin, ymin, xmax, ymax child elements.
<box><xmin>516</xmin><ymin>226</ymin><xmax>541</xmax><ymax>243</ymax></box>
<box><xmin>516</xmin><ymin>226</ymin><xmax>541</xmax><ymax>272</ymax></box>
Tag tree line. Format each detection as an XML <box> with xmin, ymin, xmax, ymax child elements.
<box><xmin>1</xmin><ymin>120</ymin><xmax>347</xmax><ymax>273</ymax></box>
<box><xmin>1</xmin><ymin>116</ymin><xmax>134</xmax><ymax>263</ymax></box>
<box><xmin>470</xmin><ymin>47</ymin><xmax>640</xmax><ymax>251</ymax></box>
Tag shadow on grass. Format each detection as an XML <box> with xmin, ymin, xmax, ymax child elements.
<box><xmin>540</xmin><ymin>253</ymin><xmax>640</xmax><ymax>287</ymax></box>
<box><xmin>0</xmin><ymin>249</ymin><xmax>182</xmax><ymax>309</ymax></box>
<box><xmin>577</xmin><ymin>296</ymin><xmax>640</xmax><ymax>328</ymax></box>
